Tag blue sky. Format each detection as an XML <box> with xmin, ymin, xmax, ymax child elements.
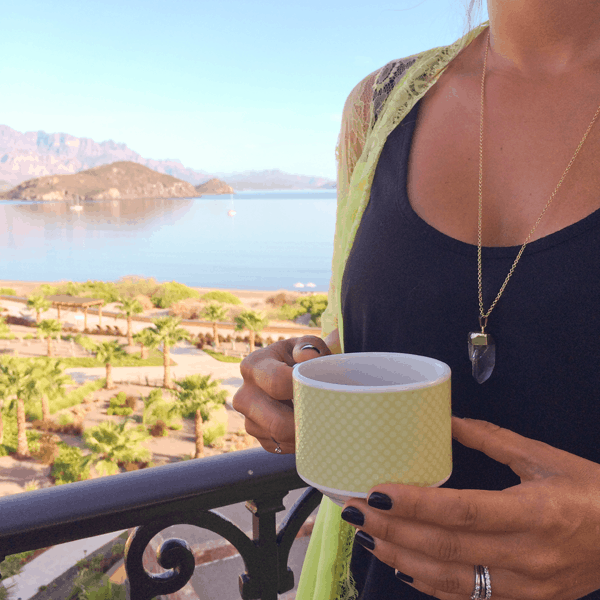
<box><xmin>2</xmin><ymin>0</ymin><xmax>488</xmax><ymax>180</ymax></box>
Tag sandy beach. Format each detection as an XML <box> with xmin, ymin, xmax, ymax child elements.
<box><xmin>0</xmin><ymin>278</ymin><xmax>323</xmax><ymax>340</ymax></box>
<box><xmin>0</xmin><ymin>279</ymin><xmax>293</xmax><ymax>311</ymax></box>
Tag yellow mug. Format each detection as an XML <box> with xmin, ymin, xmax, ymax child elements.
<box><xmin>292</xmin><ymin>352</ymin><xmax>452</xmax><ymax>506</ymax></box>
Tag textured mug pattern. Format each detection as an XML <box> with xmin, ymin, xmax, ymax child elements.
<box><xmin>293</xmin><ymin>380</ymin><xmax>452</xmax><ymax>493</ymax></box>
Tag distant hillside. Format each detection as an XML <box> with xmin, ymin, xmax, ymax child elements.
<box><xmin>214</xmin><ymin>169</ymin><xmax>335</xmax><ymax>191</ymax></box>
<box><xmin>194</xmin><ymin>178</ymin><xmax>234</xmax><ymax>195</ymax></box>
<box><xmin>0</xmin><ymin>124</ymin><xmax>336</xmax><ymax>190</ymax></box>
<box><xmin>0</xmin><ymin>161</ymin><xmax>197</xmax><ymax>201</ymax></box>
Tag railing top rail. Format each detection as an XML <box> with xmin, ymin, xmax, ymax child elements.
<box><xmin>0</xmin><ymin>448</ymin><xmax>304</xmax><ymax>557</ymax></box>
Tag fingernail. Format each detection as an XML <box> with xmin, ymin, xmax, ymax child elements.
<box><xmin>354</xmin><ymin>530</ymin><xmax>375</xmax><ymax>551</ymax></box>
<box><xmin>341</xmin><ymin>506</ymin><xmax>364</xmax><ymax>526</ymax></box>
<box><xmin>300</xmin><ymin>344</ymin><xmax>320</xmax><ymax>353</ymax></box>
<box><xmin>368</xmin><ymin>492</ymin><xmax>393</xmax><ymax>510</ymax></box>
<box><xmin>395</xmin><ymin>569</ymin><xmax>414</xmax><ymax>583</ymax></box>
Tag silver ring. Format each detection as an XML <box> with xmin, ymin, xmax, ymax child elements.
<box><xmin>300</xmin><ymin>344</ymin><xmax>320</xmax><ymax>353</ymax></box>
<box><xmin>483</xmin><ymin>566</ymin><xmax>491</xmax><ymax>600</ymax></box>
<box><xmin>471</xmin><ymin>565</ymin><xmax>491</xmax><ymax>600</ymax></box>
<box><xmin>271</xmin><ymin>437</ymin><xmax>282</xmax><ymax>454</ymax></box>
<box><xmin>471</xmin><ymin>565</ymin><xmax>482</xmax><ymax>600</ymax></box>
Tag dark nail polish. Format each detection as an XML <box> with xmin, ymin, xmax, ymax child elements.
<box><xmin>395</xmin><ymin>569</ymin><xmax>414</xmax><ymax>584</ymax></box>
<box><xmin>354</xmin><ymin>530</ymin><xmax>375</xmax><ymax>551</ymax></box>
<box><xmin>341</xmin><ymin>506</ymin><xmax>364</xmax><ymax>527</ymax></box>
<box><xmin>368</xmin><ymin>492</ymin><xmax>393</xmax><ymax>510</ymax></box>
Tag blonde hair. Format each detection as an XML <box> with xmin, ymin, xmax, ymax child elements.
<box><xmin>464</xmin><ymin>0</ymin><xmax>485</xmax><ymax>35</ymax></box>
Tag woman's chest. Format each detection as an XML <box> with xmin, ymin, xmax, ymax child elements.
<box><xmin>405</xmin><ymin>68</ymin><xmax>600</xmax><ymax>247</ymax></box>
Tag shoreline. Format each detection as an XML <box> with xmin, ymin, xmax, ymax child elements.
<box><xmin>0</xmin><ymin>279</ymin><xmax>321</xmax><ymax>302</ymax></box>
<box><xmin>0</xmin><ymin>279</ymin><xmax>323</xmax><ymax>337</ymax></box>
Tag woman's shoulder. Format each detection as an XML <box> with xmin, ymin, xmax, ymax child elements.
<box><xmin>372</xmin><ymin>53</ymin><xmax>424</xmax><ymax>125</ymax></box>
<box><xmin>340</xmin><ymin>52</ymin><xmax>427</xmax><ymax>132</ymax></box>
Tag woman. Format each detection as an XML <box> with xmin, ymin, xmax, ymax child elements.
<box><xmin>233</xmin><ymin>0</ymin><xmax>600</xmax><ymax>598</ymax></box>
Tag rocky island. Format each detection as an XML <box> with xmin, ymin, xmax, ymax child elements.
<box><xmin>0</xmin><ymin>161</ymin><xmax>199</xmax><ymax>201</ymax></box>
<box><xmin>194</xmin><ymin>178</ymin><xmax>235</xmax><ymax>195</ymax></box>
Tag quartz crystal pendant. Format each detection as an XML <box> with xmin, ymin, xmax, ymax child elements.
<box><xmin>468</xmin><ymin>331</ymin><xmax>495</xmax><ymax>384</ymax></box>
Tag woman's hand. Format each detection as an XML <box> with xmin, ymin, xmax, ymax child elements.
<box><xmin>341</xmin><ymin>417</ymin><xmax>600</xmax><ymax>600</ymax></box>
<box><xmin>232</xmin><ymin>334</ymin><xmax>334</xmax><ymax>454</ymax></box>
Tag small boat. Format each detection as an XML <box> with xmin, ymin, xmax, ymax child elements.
<box><xmin>69</xmin><ymin>205</ymin><xmax>83</xmax><ymax>211</ymax></box>
<box><xmin>228</xmin><ymin>209</ymin><xmax>236</xmax><ymax>217</ymax></box>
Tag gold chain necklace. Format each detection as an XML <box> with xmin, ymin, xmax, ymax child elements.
<box><xmin>468</xmin><ymin>29</ymin><xmax>600</xmax><ymax>383</ymax></box>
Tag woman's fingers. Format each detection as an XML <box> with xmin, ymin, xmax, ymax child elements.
<box><xmin>233</xmin><ymin>382</ymin><xmax>295</xmax><ymax>444</ymax></box>
<box><xmin>364</xmin><ymin>537</ymin><xmax>530</xmax><ymax>600</ymax></box>
<box><xmin>239</xmin><ymin>335</ymin><xmax>328</xmax><ymax>400</ymax></box>
<box><xmin>451</xmin><ymin>417</ymin><xmax>565</xmax><ymax>481</ymax></box>
<box><xmin>292</xmin><ymin>335</ymin><xmax>332</xmax><ymax>363</ymax></box>
<box><xmin>234</xmin><ymin>335</ymin><xmax>331</xmax><ymax>454</ymax></box>
<box><xmin>354</xmin><ymin>483</ymin><xmax>534</xmax><ymax>533</ymax></box>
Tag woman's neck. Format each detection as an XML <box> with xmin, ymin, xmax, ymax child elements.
<box><xmin>486</xmin><ymin>0</ymin><xmax>600</xmax><ymax>79</ymax></box>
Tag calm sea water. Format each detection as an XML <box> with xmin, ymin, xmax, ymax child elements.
<box><xmin>0</xmin><ymin>190</ymin><xmax>337</xmax><ymax>292</ymax></box>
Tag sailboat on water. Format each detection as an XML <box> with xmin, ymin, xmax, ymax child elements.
<box><xmin>69</xmin><ymin>194</ymin><xmax>83</xmax><ymax>211</ymax></box>
<box><xmin>227</xmin><ymin>193</ymin><xmax>236</xmax><ymax>216</ymax></box>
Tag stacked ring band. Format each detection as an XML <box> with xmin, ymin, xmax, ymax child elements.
<box><xmin>471</xmin><ymin>565</ymin><xmax>491</xmax><ymax>600</ymax></box>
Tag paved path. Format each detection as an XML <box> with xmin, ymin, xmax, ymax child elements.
<box><xmin>64</xmin><ymin>342</ymin><xmax>244</xmax><ymax>405</ymax></box>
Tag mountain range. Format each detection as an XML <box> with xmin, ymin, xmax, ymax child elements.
<box><xmin>0</xmin><ymin>125</ymin><xmax>336</xmax><ymax>191</ymax></box>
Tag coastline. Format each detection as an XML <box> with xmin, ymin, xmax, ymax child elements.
<box><xmin>0</xmin><ymin>279</ymin><xmax>323</xmax><ymax>337</ymax></box>
<box><xmin>0</xmin><ymin>279</ymin><xmax>301</xmax><ymax>305</ymax></box>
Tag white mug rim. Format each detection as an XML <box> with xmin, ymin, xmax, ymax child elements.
<box><xmin>292</xmin><ymin>351</ymin><xmax>451</xmax><ymax>393</ymax></box>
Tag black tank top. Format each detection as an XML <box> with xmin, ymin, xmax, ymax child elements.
<box><xmin>341</xmin><ymin>98</ymin><xmax>600</xmax><ymax>600</ymax></box>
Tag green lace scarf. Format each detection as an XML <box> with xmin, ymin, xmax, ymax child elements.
<box><xmin>296</xmin><ymin>22</ymin><xmax>489</xmax><ymax>600</ymax></box>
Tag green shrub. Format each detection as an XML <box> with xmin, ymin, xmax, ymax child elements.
<box><xmin>37</xmin><ymin>284</ymin><xmax>59</xmax><ymax>296</ymax></box>
<box><xmin>51</xmin><ymin>444</ymin><xmax>92</xmax><ymax>485</ymax></box>
<box><xmin>53</xmin><ymin>280</ymin><xmax>121</xmax><ymax>304</ymax></box>
<box><xmin>27</xmin><ymin>378</ymin><xmax>103</xmax><ymax>421</ymax></box>
<box><xmin>107</xmin><ymin>392</ymin><xmax>133</xmax><ymax>416</ymax></box>
<box><xmin>114</xmin><ymin>276</ymin><xmax>160</xmax><ymax>299</ymax></box>
<box><xmin>107</xmin><ymin>406</ymin><xmax>133</xmax><ymax>416</ymax></box>
<box><xmin>0</xmin><ymin>317</ymin><xmax>14</xmax><ymax>339</ymax></box>
<box><xmin>278</xmin><ymin>303</ymin><xmax>305</xmax><ymax>321</ymax></box>
<box><xmin>0</xmin><ymin>550</ymin><xmax>36</xmax><ymax>578</ymax></box>
<box><xmin>58</xmin><ymin>413</ymin><xmax>74</xmax><ymax>426</ymax></box>
<box><xmin>204</xmin><ymin>421</ymin><xmax>227</xmax><ymax>446</ymax></box>
<box><xmin>151</xmin><ymin>281</ymin><xmax>199</xmax><ymax>308</ymax></box>
<box><xmin>277</xmin><ymin>294</ymin><xmax>328</xmax><ymax>325</ymax></box>
<box><xmin>202</xmin><ymin>349</ymin><xmax>242</xmax><ymax>363</ymax></box>
<box><xmin>80</xmin><ymin>575</ymin><xmax>127</xmax><ymax>600</ymax></box>
<box><xmin>143</xmin><ymin>389</ymin><xmax>181</xmax><ymax>430</ymax></box>
<box><xmin>201</xmin><ymin>290</ymin><xmax>241</xmax><ymax>305</ymax></box>
<box><xmin>0</xmin><ymin>288</ymin><xmax>17</xmax><ymax>296</ymax></box>
<box><xmin>23</xmin><ymin>333</ymin><xmax>34</xmax><ymax>340</ymax></box>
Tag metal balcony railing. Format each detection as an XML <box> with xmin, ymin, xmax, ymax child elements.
<box><xmin>0</xmin><ymin>448</ymin><xmax>323</xmax><ymax>599</ymax></box>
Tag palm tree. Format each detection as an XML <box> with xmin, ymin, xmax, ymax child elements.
<box><xmin>234</xmin><ymin>310</ymin><xmax>269</xmax><ymax>353</ymax></box>
<box><xmin>116</xmin><ymin>297</ymin><xmax>144</xmax><ymax>346</ymax></box>
<box><xmin>94</xmin><ymin>340</ymin><xmax>128</xmax><ymax>389</ymax></box>
<box><xmin>148</xmin><ymin>317</ymin><xmax>190</xmax><ymax>389</ymax></box>
<box><xmin>83</xmin><ymin>419</ymin><xmax>151</xmax><ymax>476</ymax></box>
<box><xmin>36</xmin><ymin>319</ymin><xmax>62</xmax><ymax>357</ymax></box>
<box><xmin>27</xmin><ymin>294</ymin><xmax>51</xmax><ymax>323</ymax></box>
<box><xmin>132</xmin><ymin>327</ymin><xmax>158</xmax><ymax>360</ymax></box>
<box><xmin>29</xmin><ymin>358</ymin><xmax>72</xmax><ymax>422</ymax></box>
<box><xmin>201</xmin><ymin>303</ymin><xmax>228</xmax><ymax>349</ymax></box>
<box><xmin>0</xmin><ymin>359</ymin><xmax>36</xmax><ymax>457</ymax></box>
<box><xmin>174</xmin><ymin>374</ymin><xmax>227</xmax><ymax>458</ymax></box>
